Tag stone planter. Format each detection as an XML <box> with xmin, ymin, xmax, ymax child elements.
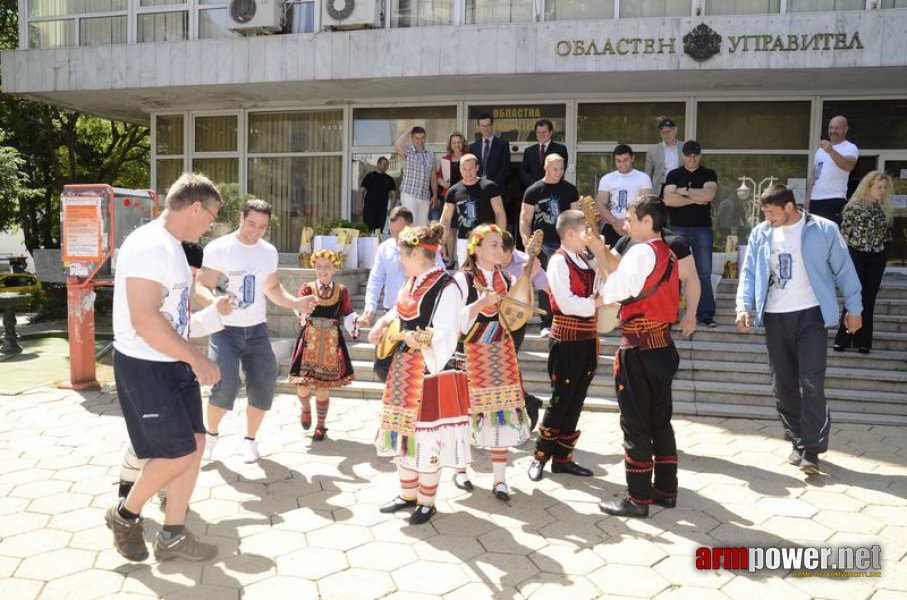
<box><xmin>357</xmin><ymin>237</ymin><xmax>380</xmax><ymax>269</ymax></box>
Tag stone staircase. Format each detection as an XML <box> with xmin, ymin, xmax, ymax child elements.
<box><xmin>208</xmin><ymin>263</ymin><xmax>907</xmax><ymax>426</ymax></box>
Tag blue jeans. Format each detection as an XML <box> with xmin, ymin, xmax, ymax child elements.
<box><xmin>208</xmin><ymin>323</ymin><xmax>278</xmax><ymax>411</ymax></box>
<box><xmin>671</xmin><ymin>225</ymin><xmax>714</xmax><ymax>322</ymax></box>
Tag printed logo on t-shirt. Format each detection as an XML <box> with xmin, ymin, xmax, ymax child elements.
<box><xmin>459</xmin><ymin>196</ymin><xmax>479</xmax><ymax>228</ymax></box>
<box><xmin>815</xmin><ymin>161</ymin><xmax>824</xmax><ymax>180</ymax></box>
<box><xmin>160</xmin><ymin>286</ymin><xmax>191</xmax><ymax>337</ymax></box>
<box><xmin>240</xmin><ymin>274</ymin><xmax>256</xmax><ymax>309</ymax></box>
<box><xmin>770</xmin><ymin>251</ymin><xmax>793</xmax><ymax>290</ymax></box>
<box><xmin>617</xmin><ymin>189</ymin><xmax>628</xmax><ymax>211</ymax></box>
<box><xmin>548</xmin><ymin>195</ymin><xmax>562</xmax><ymax>220</ymax></box>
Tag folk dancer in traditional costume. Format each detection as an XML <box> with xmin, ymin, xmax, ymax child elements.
<box><xmin>370</xmin><ymin>224</ymin><xmax>470</xmax><ymax>525</ymax></box>
<box><xmin>288</xmin><ymin>249</ymin><xmax>358</xmax><ymax>442</ymax></box>
<box><xmin>528</xmin><ymin>210</ymin><xmax>608</xmax><ymax>482</ymax></box>
<box><xmin>451</xmin><ymin>224</ymin><xmax>531</xmax><ymax>502</ymax></box>
<box><xmin>596</xmin><ymin>195</ymin><xmax>681</xmax><ymax>518</ymax></box>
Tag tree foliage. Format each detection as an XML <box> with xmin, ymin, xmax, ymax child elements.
<box><xmin>0</xmin><ymin>0</ymin><xmax>151</xmax><ymax>253</ymax></box>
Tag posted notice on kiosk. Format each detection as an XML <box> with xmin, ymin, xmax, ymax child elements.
<box><xmin>62</xmin><ymin>196</ymin><xmax>103</xmax><ymax>263</ymax></box>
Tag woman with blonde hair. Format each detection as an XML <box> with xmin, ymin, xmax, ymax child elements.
<box><xmin>436</xmin><ymin>131</ymin><xmax>468</xmax><ymax>266</ymax></box>
<box><xmin>833</xmin><ymin>170</ymin><xmax>893</xmax><ymax>354</ymax></box>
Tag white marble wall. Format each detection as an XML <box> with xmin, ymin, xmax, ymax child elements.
<box><xmin>3</xmin><ymin>11</ymin><xmax>905</xmax><ymax>96</ymax></box>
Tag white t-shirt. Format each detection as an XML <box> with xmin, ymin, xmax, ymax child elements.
<box><xmin>202</xmin><ymin>232</ymin><xmax>279</xmax><ymax>327</ymax></box>
<box><xmin>598</xmin><ymin>169</ymin><xmax>653</xmax><ymax>220</ymax></box>
<box><xmin>765</xmin><ymin>216</ymin><xmax>819</xmax><ymax>314</ymax></box>
<box><xmin>811</xmin><ymin>140</ymin><xmax>858</xmax><ymax>200</ymax></box>
<box><xmin>113</xmin><ymin>220</ymin><xmax>192</xmax><ymax>362</ymax></box>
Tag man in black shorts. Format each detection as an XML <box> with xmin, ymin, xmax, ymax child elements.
<box><xmin>107</xmin><ymin>173</ymin><xmax>223</xmax><ymax>562</ymax></box>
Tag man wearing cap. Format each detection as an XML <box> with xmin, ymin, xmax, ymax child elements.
<box><xmin>645</xmin><ymin>118</ymin><xmax>684</xmax><ymax>197</ymax></box>
<box><xmin>663</xmin><ymin>141</ymin><xmax>718</xmax><ymax>327</ymax></box>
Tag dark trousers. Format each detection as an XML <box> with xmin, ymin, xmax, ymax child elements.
<box><xmin>809</xmin><ymin>198</ymin><xmax>846</xmax><ymax>228</ymax></box>
<box><xmin>764</xmin><ymin>307</ymin><xmax>831</xmax><ymax>454</ymax></box>
<box><xmin>536</xmin><ymin>337</ymin><xmax>598</xmax><ymax>462</ymax></box>
<box><xmin>615</xmin><ymin>345</ymin><xmax>680</xmax><ymax>503</ymax></box>
<box><xmin>834</xmin><ymin>248</ymin><xmax>886</xmax><ymax>351</ymax></box>
<box><xmin>601</xmin><ymin>223</ymin><xmax>622</xmax><ymax>248</ymax></box>
<box><xmin>536</xmin><ymin>245</ymin><xmax>555</xmax><ymax>329</ymax></box>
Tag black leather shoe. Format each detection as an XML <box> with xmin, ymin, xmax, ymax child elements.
<box><xmin>651</xmin><ymin>495</ymin><xmax>677</xmax><ymax>509</ymax></box>
<box><xmin>408</xmin><ymin>505</ymin><xmax>436</xmax><ymax>525</ymax></box>
<box><xmin>528</xmin><ymin>460</ymin><xmax>546</xmax><ymax>482</ymax></box>
<box><xmin>379</xmin><ymin>496</ymin><xmax>417</xmax><ymax>514</ymax></box>
<box><xmin>453</xmin><ymin>473</ymin><xmax>474</xmax><ymax>491</ymax></box>
<box><xmin>551</xmin><ymin>461</ymin><xmax>593</xmax><ymax>477</ymax></box>
<box><xmin>599</xmin><ymin>496</ymin><xmax>649</xmax><ymax>518</ymax></box>
<box><xmin>492</xmin><ymin>482</ymin><xmax>510</xmax><ymax>502</ymax></box>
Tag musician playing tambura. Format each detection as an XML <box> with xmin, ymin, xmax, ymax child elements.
<box><xmin>528</xmin><ymin>210</ymin><xmax>610</xmax><ymax>482</ymax></box>
<box><xmin>596</xmin><ymin>195</ymin><xmax>681</xmax><ymax>519</ymax></box>
<box><xmin>369</xmin><ymin>224</ymin><xmax>470</xmax><ymax>526</ymax></box>
<box><xmin>450</xmin><ymin>224</ymin><xmax>531</xmax><ymax>502</ymax></box>
<box><xmin>288</xmin><ymin>250</ymin><xmax>358</xmax><ymax>442</ymax></box>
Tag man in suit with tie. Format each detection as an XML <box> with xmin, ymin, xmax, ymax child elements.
<box><xmin>469</xmin><ymin>113</ymin><xmax>512</xmax><ymax>234</ymax></box>
<box><xmin>520</xmin><ymin>119</ymin><xmax>570</xmax><ymax>189</ymax></box>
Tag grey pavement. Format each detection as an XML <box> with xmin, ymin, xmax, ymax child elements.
<box><xmin>0</xmin><ymin>386</ymin><xmax>905</xmax><ymax>599</ymax></box>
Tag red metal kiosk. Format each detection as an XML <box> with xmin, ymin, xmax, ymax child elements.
<box><xmin>61</xmin><ymin>185</ymin><xmax>158</xmax><ymax>390</ymax></box>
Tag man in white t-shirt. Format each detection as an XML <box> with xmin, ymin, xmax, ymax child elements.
<box><xmin>195</xmin><ymin>199</ymin><xmax>314</xmax><ymax>464</ymax></box>
<box><xmin>736</xmin><ymin>184</ymin><xmax>862</xmax><ymax>476</ymax></box>
<box><xmin>108</xmin><ymin>172</ymin><xmax>223</xmax><ymax>563</ymax></box>
<box><xmin>805</xmin><ymin>115</ymin><xmax>858</xmax><ymax>227</ymax></box>
<box><xmin>596</xmin><ymin>144</ymin><xmax>653</xmax><ymax>247</ymax></box>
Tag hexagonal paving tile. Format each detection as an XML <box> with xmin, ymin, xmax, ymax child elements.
<box><xmin>588</xmin><ymin>563</ymin><xmax>670</xmax><ymax>597</ymax></box>
<box><xmin>0</xmin><ymin>511</ymin><xmax>49</xmax><ymax>537</ymax></box>
<box><xmin>593</xmin><ymin>537</ymin><xmax>668</xmax><ymax>567</ymax></box>
<box><xmin>41</xmin><ymin>569</ymin><xmax>126</xmax><ymax>600</ymax></box>
<box><xmin>348</xmin><ymin>541</ymin><xmax>418</xmax><ymax>571</ymax></box>
<box><xmin>9</xmin><ymin>478</ymin><xmax>71</xmax><ymax>499</ymax></box>
<box><xmin>318</xmin><ymin>568</ymin><xmax>395</xmax><ymax>600</ymax></box>
<box><xmin>306</xmin><ymin>522</ymin><xmax>373</xmax><ymax>551</ymax></box>
<box><xmin>754</xmin><ymin>498</ymin><xmax>818</xmax><ymax>519</ymax></box>
<box><xmin>518</xmin><ymin>573</ymin><xmax>602</xmax><ymax>599</ymax></box>
<box><xmin>761</xmin><ymin>516</ymin><xmax>834</xmax><ymax>543</ymax></box>
<box><xmin>240</xmin><ymin>528</ymin><xmax>308</xmax><ymax>558</ymax></box>
<box><xmin>466</xmin><ymin>552</ymin><xmax>540</xmax><ymax>588</ymax></box>
<box><xmin>275</xmin><ymin>546</ymin><xmax>347</xmax><ymax>580</ymax></box>
<box><xmin>0</xmin><ymin>528</ymin><xmax>71</xmax><ymax>558</ymax></box>
<box><xmin>529</xmin><ymin>543</ymin><xmax>605</xmax><ymax>575</ymax></box>
<box><xmin>243</xmin><ymin>575</ymin><xmax>318</xmax><ymax>599</ymax></box>
<box><xmin>14</xmin><ymin>547</ymin><xmax>96</xmax><ymax>581</ymax></box>
<box><xmin>393</xmin><ymin>560</ymin><xmax>471</xmax><ymax>596</ymax></box>
<box><xmin>0</xmin><ymin>577</ymin><xmax>43</xmax><ymax>600</ymax></box>
<box><xmin>652</xmin><ymin>555</ymin><xmax>734</xmax><ymax>589</ymax></box>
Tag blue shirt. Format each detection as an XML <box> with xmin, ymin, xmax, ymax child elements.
<box><xmin>736</xmin><ymin>212</ymin><xmax>862</xmax><ymax>327</ymax></box>
<box><xmin>364</xmin><ymin>237</ymin><xmax>445</xmax><ymax>312</ymax></box>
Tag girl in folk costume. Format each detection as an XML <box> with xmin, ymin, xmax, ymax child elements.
<box><xmin>369</xmin><ymin>223</ymin><xmax>472</xmax><ymax>525</ymax></box>
<box><xmin>288</xmin><ymin>250</ymin><xmax>358</xmax><ymax>442</ymax></box>
<box><xmin>452</xmin><ymin>225</ymin><xmax>531</xmax><ymax>502</ymax></box>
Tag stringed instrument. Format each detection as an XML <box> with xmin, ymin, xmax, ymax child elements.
<box><xmin>578</xmin><ymin>196</ymin><xmax>620</xmax><ymax>333</ymax></box>
<box><xmin>375</xmin><ymin>320</ymin><xmax>434</xmax><ymax>359</ymax></box>
<box><xmin>497</xmin><ymin>229</ymin><xmax>546</xmax><ymax>333</ymax></box>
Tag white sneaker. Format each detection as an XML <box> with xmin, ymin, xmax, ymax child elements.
<box><xmin>202</xmin><ymin>434</ymin><xmax>218</xmax><ymax>461</ymax></box>
<box><xmin>240</xmin><ymin>438</ymin><xmax>260</xmax><ymax>463</ymax></box>
<box><xmin>539</xmin><ymin>327</ymin><xmax>551</xmax><ymax>338</ymax></box>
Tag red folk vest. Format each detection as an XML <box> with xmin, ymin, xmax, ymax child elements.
<box><xmin>548</xmin><ymin>249</ymin><xmax>596</xmax><ymax>317</ymax></box>
<box><xmin>619</xmin><ymin>239</ymin><xmax>679</xmax><ymax>325</ymax></box>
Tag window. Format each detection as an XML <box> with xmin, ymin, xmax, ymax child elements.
<box><xmin>465</xmin><ymin>0</ymin><xmax>533</xmax><ymax>24</ymax></box>
<box><xmin>696</xmin><ymin>101</ymin><xmax>810</xmax><ymax>150</ymax></box>
<box><xmin>199</xmin><ymin>8</ymin><xmax>236</xmax><ymax>39</ymax></box>
<box><xmin>546</xmin><ymin>0</ymin><xmax>614</xmax><ymax>20</ymax></box>
<box><xmin>391</xmin><ymin>0</ymin><xmax>452</xmax><ymax>27</ymax></box>
<box><xmin>703</xmin><ymin>0</ymin><xmax>780</xmax><ymax>15</ymax></box>
<box><xmin>155</xmin><ymin>114</ymin><xmax>185</xmax><ymax>197</ymax></box>
<box><xmin>353</xmin><ymin>106</ymin><xmax>457</xmax><ymax>146</ymax></box>
<box><xmin>195</xmin><ymin>115</ymin><xmax>238</xmax><ymax>153</ymax></box>
<box><xmin>577</xmin><ymin>102</ymin><xmax>685</xmax><ymax>144</ymax></box>
<box><xmin>28</xmin><ymin>0</ymin><xmax>126</xmax><ymax>17</ymax></box>
<box><xmin>249</xmin><ymin>111</ymin><xmax>344</xmax><ymax>154</ymax></box>
<box><xmin>80</xmin><ymin>15</ymin><xmax>127</xmax><ymax>46</ymax></box>
<box><xmin>248</xmin><ymin>110</ymin><xmax>346</xmax><ymax>252</ymax></box>
<box><xmin>28</xmin><ymin>19</ymin><xmax>75</xmax><ymax>48</ymax></box>
<box><xmin>821</xmin><ymin>99</ymin><xmax>907</xmax><ymax>149</ymax></box>
<box><xmin>787</xmin><ymin>0</ymin><xmax>866</xmax><ymax>11</ymax></box>
<box><xmin>191</xmin><ymin>158</ymin><xmax>239</xmax><ymax>187</ymax></box>
<box><xmin>619</xmin><ymin>0</ymin><xmax>688</xmax><ymax>18</ymax></box>
<box><xmin>289</xmin><ymin>1</ymin><xmax>316</xmax><ymax>33</ymax></box>
<box><xmin>138</xmin><ymin>11</ymin><xmax>188</xmax><ymax>42</ymax></box>
<box><xmin>156</xmin><ymin>159</ymin><xmax>186</xmax><ymax>196</ymax></box>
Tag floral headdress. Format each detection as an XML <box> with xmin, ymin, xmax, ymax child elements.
<box><xmin>399</xmin><ymin>226</ymin><xmax>439</xmax><ymax>252</ymax></box>
<box><xmin>467</xmin><ymin>224</ymin><xmax>503</xmax><ymax>256</ymax></box>
<box><xmin>310</xmin><ymin>249</ymin><xmax>343</xmax><ymax>268</ymax></box>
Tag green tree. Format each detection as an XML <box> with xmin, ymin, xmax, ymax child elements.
<box><xmin>0</xmin><ymin>1</ymin><xmax>151</xmax><ymax>252</ymax></box>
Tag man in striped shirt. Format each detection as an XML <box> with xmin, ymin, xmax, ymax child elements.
<box><xmin>395</xmin><ymin>126</ymin><xmax>438</xmax><ymax>226</ymax></box>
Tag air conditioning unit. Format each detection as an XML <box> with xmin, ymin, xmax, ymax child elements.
<box><xmin>322</xmin><ymin>0</ymin><xmax>382</xmax><ymax>30</ymax></box>
<box><xmin>227</xmin><ymin>0</ymin><xmax>285</xmax><ymax>33</ymax></box>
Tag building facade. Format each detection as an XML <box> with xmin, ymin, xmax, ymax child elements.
<box><xmin>5</xmin><ymin>0</ymin><xmax>907</xmax><ymax>255</ymax></box>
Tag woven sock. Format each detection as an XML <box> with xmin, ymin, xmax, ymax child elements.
<box><xmin>316</xmin><ymin>398</ymin><xmax>330</xmax><ymax>427</ymax></box>
<box><xmin>417</xmin><ymin>470</ymin><xmax>441</xmax><ymax>507</ymax></box>
<box><xmin>490</xmin><ymin>448</ymin><xmax>509</xmax><ymax>484</ymax></box>
<box><xmin>397</xmin><ymin>464</ymin><xmax>418</xmax><ymax>501</ymax></box>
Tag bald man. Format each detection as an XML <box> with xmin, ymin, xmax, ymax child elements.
<box><xmin>805</xmin><ymin>116</ymin><xmax>858</xmax><ymax>227</ymax></box>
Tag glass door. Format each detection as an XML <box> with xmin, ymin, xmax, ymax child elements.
<box><xmin>879</xmin><ymin>155</ymin><xmax>907</xmax><ymax>265</ymax></box>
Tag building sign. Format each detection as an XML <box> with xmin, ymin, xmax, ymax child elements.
<box><xmin>556</xmin><ymin>23</ymin><xmax>864</xmax><ymax>62</ymax></box>
<box><xmin>468</xmin><ymin>104</ymin><xmax>567</xmax><ymax>143</ymax></box>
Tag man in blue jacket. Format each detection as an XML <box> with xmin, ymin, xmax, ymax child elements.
<box><xmin>736</xmin><ymin>184</ymin><xmax>862</xmax><ymax>475</ymax></box>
